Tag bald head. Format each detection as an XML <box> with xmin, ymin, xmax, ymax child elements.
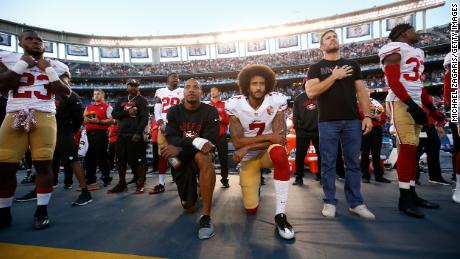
<box><xmin>184</xmin><ymin>78</ymin><xmax>202</xmax><ymax>105</ymax></box>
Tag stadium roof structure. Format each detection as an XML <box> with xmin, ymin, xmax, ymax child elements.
<box><xmin>0</xmin><ymin>0</ymin><xmax>445</xmax><ymax>47</ymax></box>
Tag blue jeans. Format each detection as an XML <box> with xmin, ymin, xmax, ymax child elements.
<box><xmin>319</xmin><ymin>120</ymin><xmax>363</xmax><ymax>208</ymax></box>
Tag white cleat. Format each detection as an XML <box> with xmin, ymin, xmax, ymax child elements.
<box><xmin>275</xmin><ymin>213</ymin><xmax>295</xmax><ymax>240</ymax></box>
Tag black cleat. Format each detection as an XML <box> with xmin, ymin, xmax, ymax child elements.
<box><xmin>399</xmin><ymin>188</ymin><xmax>424</xmax><ymax>218</ymax></box>
<box><xmin>275</xmin><ymin>213</ymin><xmax>295</xmax><ymax>240</ymax></box>
<box><xmin>15</xmin><ymin>190</ymin><xmax>37</xmax><ymax>202</ymax></box>
<box><xmin>33</xmin><ymin>206</ymin><xmax>50</xmax><ymax>230</ymax></box>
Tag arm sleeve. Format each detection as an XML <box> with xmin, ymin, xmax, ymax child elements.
<box><xmin>136</xmin><ymin>97</ymin><xmax>149</xmax><ymax>135</ymax></box>
<box><xmin>384</xmin><ymin>64</ymin><xmax>411</xmax><ymax>102</ymax></box>
<box><xmin>111</xmin><ymin>99</ymin><xmax>130</xmax><ymax>119</ymax></box>
<box><xmin>165</xmin><ymin>107</ymin><xmax>193</xmax><ymax>148</ymax></box>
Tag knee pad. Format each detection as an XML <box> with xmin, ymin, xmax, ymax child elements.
<box><xmin>269</xmin><ymin>145</ymin><xmax>290</xmax><ymax>181</ymax></box>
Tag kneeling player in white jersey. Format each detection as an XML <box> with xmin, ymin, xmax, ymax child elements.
<box><xmin>150</xmin><ymin>72</ymin><xmax>184</xmax><ymax>194</ymax></box>
<box><xmin>379</xmin><ymin>24</ymin><xmax>446</xmax><ymax>218</ymax></box>
<box><xmin>227</xmin><ymin>64</ymin><xmax>294</xmax><ymax>239</ymax></box>
<box><xmin>0</xmin><ymin>30</ymin><xmax>71</xmax><ymax>229</ymax></box>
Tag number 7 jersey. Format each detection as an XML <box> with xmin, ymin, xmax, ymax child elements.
<box><xmin>0</xmin><ymin>50</ymin><xmax>70</xmax><ymax>113</ymax></box>
<box><xmin>154</xmin><ymin>87</ymin><xmax>184</xmax><ymax>123</ymax></box>
<box><xmin>378</xmin><ymin>42</ymin><xmax>424</xmax><ymax>104</ymax></box>
<box><xmin>226</xmin><ymin>92</ymin><xmax>287</xmax><ymax>160</ymax></box>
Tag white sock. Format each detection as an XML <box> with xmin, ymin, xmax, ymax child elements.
<box><xmin>399</xmin><ymin>182</ymin><xmax>410</xmax><ymax>189</ymax></box>
<box><xmin>159</xmin><ymin>174</ymin><xmax>166</xmax><ymax>186</ymax></box>
<box><xmin>274</xmin><ymin>180</ymin><xmax>289</xmax><ymax>215</ymax></box>
<box><xmin>37</xmin><ymin>193</ymin><xmax>52</xmax><ymax>206</ymax></box>
<box><xmin>0</xmin><ymin>197</ymin><xmax>13</xmax><ymax>208</ymax></box>
<box><xmin>456</xmin><ymin>174</ymin><xmax>460</xmax><ymax>189</ymax></box>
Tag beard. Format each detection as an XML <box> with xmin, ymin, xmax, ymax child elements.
<box><xmin>249</xmin><ymin>91</ymin><xmax>265</xmax><ymax>100</ymax></box>
<box><xmin>324</xmin><ymin>46</ymin><xmax>339</xmax><ymax>53</ymax></box>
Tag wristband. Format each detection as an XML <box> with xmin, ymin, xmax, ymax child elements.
<box><xmin>364</xmin><ymin>115</ymin><xmax>372</xmax><ymax>119</ymax></box>
<box><xmin>192</xmin><ymin>137</ymin><xmax>209</xmax><ymax>150</ymax></box>
<box><xmin>10</xmin><ymin>60</ymin><xmax>29</xmax><ymax>75</ymax></box>
<box><xmin>45</xmin><ymin>67</ymin><xmax>60</xmax><ymax>82</ymax></box>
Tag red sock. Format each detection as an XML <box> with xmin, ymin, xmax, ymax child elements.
<box><xmin>269</xmin><ymin>146</ymin><xmax>290</xmax><ymax>181</ymax></box>
<box><xmin>397</xmin><ymin>144</ymin><xmax>417</xmax><ymax>184</ymax></box>
<box><xmin>158</xmin><ymin>158</ymin><xmax>167</xmax><ymax>174</ymax></box>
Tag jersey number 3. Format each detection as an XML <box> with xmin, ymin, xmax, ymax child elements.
<box><xmin>403</xmin><ymin>57</ymin><xmax>423</xmax><ymax>82</ymax></box>
<box><xmin>13</xmin><ymin>72</ymin><xmax>52</xmax><ymax>100</ymax></box>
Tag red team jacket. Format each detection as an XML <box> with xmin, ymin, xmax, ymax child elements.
<box><xmin>209</xmin><ymin>100</ymin><xmax>229</xmax><ymax>136</ymax></box>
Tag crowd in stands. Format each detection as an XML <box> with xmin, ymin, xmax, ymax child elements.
<box><xmin>67</xmin><ymin>25</ymin><xmax>449</xmax><ymax>77</ymax></box>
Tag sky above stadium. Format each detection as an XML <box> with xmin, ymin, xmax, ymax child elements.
<box><xmin>0</xmin><ymin>0</ymin><xmax>453</xmax><ymax>36</ymax></box>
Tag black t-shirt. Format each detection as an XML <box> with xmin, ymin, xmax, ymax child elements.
<box><xmin>307</xmin><ymin>58</ymin><xmax>362</xmax><ymax>122</ymax></box>
<box><xmin>166</xmin><ymin>102</ymin><xmax>219</xmax><ymax>161</ymax></box>
<box><xmin>293</xmin><ymin>92</ymin><xmax>318</xmax><ymax>136</ymax></box>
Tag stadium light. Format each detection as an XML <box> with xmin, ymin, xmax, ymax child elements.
<box><xmin>87</xmin><ymin>0</ymin><xmax>444</xmax><ymax>47</ymax></box>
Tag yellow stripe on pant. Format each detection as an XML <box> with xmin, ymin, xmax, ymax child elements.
<box><xmin>0</xmin><ymin>243</ymin><xmax>166</xmax><ymax>259</ymax></box>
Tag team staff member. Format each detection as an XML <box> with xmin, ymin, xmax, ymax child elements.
<box><xmin>83</xmin><ymin>89</ymin><xmax>114</xmax><ymax>187</ymax></box>
<box><xmin>109</xmin><ymin>79</ymin><xmax>149</xmax><ymax>194</ymax></box>
<box><xmin>209</xmin><ymin>86</ymin><xmax>230</xmax><ymax>188</ymax></box>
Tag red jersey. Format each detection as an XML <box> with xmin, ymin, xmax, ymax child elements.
<box><xmin>210</xmin><ymin>99</ymin><xmax>229</xmax><ymax>136</ymax></box>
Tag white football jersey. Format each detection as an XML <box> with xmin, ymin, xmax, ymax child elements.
<box><xmin>154</xmin><ymin>87</ymin><xmax>184</xmax><ymax>122</ymax></box>
<box><xmin>378</xmin><ymin>42</ymin><xmax>424</xmax><ymax>104</ymax></box>
<box><xmin>0</xmin><ymin>50</ymin><xmax>69</xmax><ymax>113</ymax></box>
<box><xmin>226</xmin><ymin>92</ymin><xmax>288</xmax><ymax>161</ymax></box>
